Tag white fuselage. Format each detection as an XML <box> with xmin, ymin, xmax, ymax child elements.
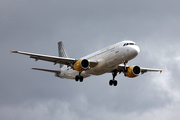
<box><xmin>59</xmin><ymin>40</ymin><xmax>140</xmax><ymax>79</ymax></box>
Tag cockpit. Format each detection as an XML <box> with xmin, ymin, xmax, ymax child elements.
<box><xmin>123</xmin><ymin>43</ymin><xmax>136</xmax><ymax>46</ymax></box>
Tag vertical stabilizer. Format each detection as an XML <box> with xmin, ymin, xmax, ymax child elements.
<box><xmin>58</xmin><ymin>41</ymin><xmax>69</xmax><ymax>68</ymax></box>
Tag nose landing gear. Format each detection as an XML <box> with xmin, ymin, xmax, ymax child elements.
<box><xmin>109</xmin><ymin>69</ymin><xmax>118</xmax><ymax>86</ymax></box>
<box><xmin>109</xmin><ymin>60</ymin><xmax>128</xmax><ymax>86</ymax></box>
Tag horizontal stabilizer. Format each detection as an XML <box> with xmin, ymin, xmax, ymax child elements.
<box><xmin>32</xmin><ymin>68</ymin><xmax>60</xmax><ymax>73</ymax></box>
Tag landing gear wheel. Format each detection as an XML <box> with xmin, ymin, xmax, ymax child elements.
<box><xmin>79</xmin><ymin>76</ymin><xmax>83</xmax><ymax>82</ymax></box>
<box><xmin>109</xmin><ymin>80</ymin><xmax>113</xmax><ymax>86</ymax></box>
<box><xmin>75</xmin><ymin>72</ymin><xmax>84</xmax><ymax>82</ymax></box>
<box><xmin>109</xmin><ymin>70</ymin><xmax>118</xmax><ymax>86</ymax></box>
<box><xmin>109</xmin><ymin>80</ymin><xmax>118</xmax><ymax>86</ymax></box>
<box><xmin>75</xmin><ymin>75</ymin><xmax>79</xmax><ymax>82</ymax></box>
<box><xmin>114</xmin><ymin>80</ymin><xmax>117</xmax><ymax>86</ymax></box>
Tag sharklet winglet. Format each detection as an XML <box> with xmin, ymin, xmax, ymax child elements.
<box><xmin>10</xmin><ymin>50</ymin><xmax>13</xmax><ymax>54</ymax></box>
<box><xmin>10</xmin><ymin>50</ymin><xmax>18</xmax><ymax>54</ymax></box>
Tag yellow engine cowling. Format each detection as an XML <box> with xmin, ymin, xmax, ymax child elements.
<box><xmin>125</xmin><ymin>65</ymin><xmax>141</xmax><ymax>78</ymax></box>
<box><xmin>73</xmin><ymin>59</ymin><xmax>90</xmax><ymax>71</ymax></box>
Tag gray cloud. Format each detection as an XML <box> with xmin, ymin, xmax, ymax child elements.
<box><xmin>1</xmin><ymin>0</ymin><xmax>180</xmax><ymax>120</ymax></box>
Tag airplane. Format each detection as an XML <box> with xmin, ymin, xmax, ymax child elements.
<box><xmin>10</xmin><ymin>40</ymin><xmax>162</xmax><ymax>86</ymax></box>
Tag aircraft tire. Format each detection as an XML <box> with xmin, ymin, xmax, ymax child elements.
<box><xmin>109</xmin><ymin>80</ymin><xmax>113</xmax><ymax>86</ymax></box>
<box><xmin>75</xmin><ymin>75</ymin><xmax>79</xmax><ymax>82</ymax></box>
<box><xmin>109</xmin><ymin>80</ymin><xmax>117</xmax><ymax>86</ymax></box>
<box><xmin>114</xmin><ymin>80</ymin><xmax>117</xmax><ymax>86</ymax></box>
<box><xmin>79</xmin><ymin>76</ymin><xmax>83</xmax><ymax>82</ymax></box>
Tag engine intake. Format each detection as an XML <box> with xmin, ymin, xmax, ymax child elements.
<box><xmin>73</xmin><ymin>59</ymin><xmax>89</xmax><ymax>71</ymax></box>
<box><xmin>125</xmin><ymin>65</ymin><xmax>141</xmax><ymax>78</ymax></box>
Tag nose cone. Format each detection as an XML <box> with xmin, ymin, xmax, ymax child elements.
<box><xmin>135</xmin><ymin>46</ymin><xmax>140</xmax><ymax>54</ymax></box>
<box><xmin>132</xmin><ymin>45</ymin><xmax>140</xmax><ymax>57</ymax></box>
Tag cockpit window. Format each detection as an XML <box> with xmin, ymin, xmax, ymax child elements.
<box><xmin>123</xmin><ymin>43</ymin><xmax>136</xmax><ymax>46</ymax></box>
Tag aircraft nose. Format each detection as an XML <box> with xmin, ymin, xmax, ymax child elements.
<box><xmin>135</xmin><ymin>46</ymin><xmax>140</xmax><ymax>54</ymax></box>
<box><xmin>132</xmin><ymin>46</ymin><xmax>140</xmax><ymax>56</ymax></box>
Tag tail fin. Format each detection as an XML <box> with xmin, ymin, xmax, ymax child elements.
<box><xmin>58</xmin><ymin>41</ymin><xmax>69</xmax><ymax>68</ymax></box>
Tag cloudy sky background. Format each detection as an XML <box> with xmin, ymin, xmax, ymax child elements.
<box><xmin>1</xmin><ymin>0</ymin><xmax>180</xmax><ymax>120</ymax></box>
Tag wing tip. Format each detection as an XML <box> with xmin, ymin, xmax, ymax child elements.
<box><xmin>10</xmin><ymin>50</ymin><xmax>18</xmax><ymax>54</ymax></box>
<box><xmin>10</xmin><ymin>50</ymin><xmax>13</xmax><ymax>54</ymax></box>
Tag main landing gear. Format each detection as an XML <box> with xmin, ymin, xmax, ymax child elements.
<box><xmin>109</xmin><ymin>69</ymin><xmax>118</xmax><ymax>86</ymax></box>
<box><xmin>75</xmin><ymin>72</ymin><xmax>84</xmax><ymax>82</ymax></box>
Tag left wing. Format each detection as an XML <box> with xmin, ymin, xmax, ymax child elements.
<box><xmin>117</xmin><ymin>64</ymin><xmax>162</xmax><ymax>74</ymax></box>
<box><xmin>140</xmin><ymin>67</ymin><xmax>162</xmax><ymax>74</ymax></box>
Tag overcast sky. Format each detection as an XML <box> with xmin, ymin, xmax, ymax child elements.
<box><xmin>1</xmin><ymin>0</ymin><xmax>180</xmax><ymax>120</ymax></box>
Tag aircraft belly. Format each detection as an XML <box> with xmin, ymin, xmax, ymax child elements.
<box><xmin>60</xmin><ymin>69</ymin><xmax>90</xmax><ymax>79</ymax></box>
<box><xmin>85</xmin><ymin>69</ymin><xmax>110</xmax><ymax>75</ymax></box>
<box><xmin>85</xmin><ymin>65</ymin><xmax>117</xmax><ymax>75</ymax></box>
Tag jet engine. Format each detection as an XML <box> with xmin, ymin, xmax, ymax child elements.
<box><xmin>124</xmin><ymin>65</ymin><xmax>141</xmax><ymax>78</ymax></box>
<box><xmin>73</xmin><ymin>59</ymin><xmax>90</xmax><ymax>71</ymax></box>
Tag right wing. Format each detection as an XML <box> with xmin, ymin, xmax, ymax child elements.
<box><xmin>11</xmin><ymin>50</ymin><xmax>76</xmax><ymax>66</ymax></box>
<box><xmin>10</xmin><ymin>50</ymin><xmax>98</xmax><ymax>68</ymax></box>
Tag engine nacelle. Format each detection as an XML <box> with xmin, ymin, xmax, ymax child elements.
<box><xmin>73</xmin><ymin>59</ymin><xmax>90</xmax><ymax>71</ymax></box>
<box><xmin>125</xmin><ymin>65</ymin><xmax>141</xmax><ymax>78</ymax></box>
